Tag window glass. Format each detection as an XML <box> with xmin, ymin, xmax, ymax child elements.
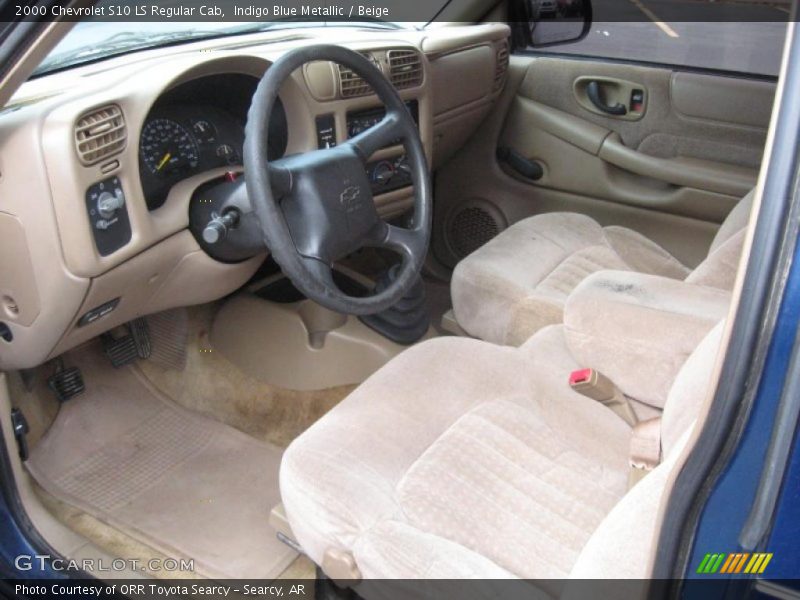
<box><xmin>544</xmin><ymin>21</ymin><xmax>787</xmax><ymax>76</ymax></box>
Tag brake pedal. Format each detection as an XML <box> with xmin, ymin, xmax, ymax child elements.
<box><xmin>103</xmin><ymin>334</ymin><xmax>138</xmax><ymax>368</ymax></box>
<box><xmin>48</xmin><ymin>363</ymin><xmax>85</xmax><ymax>403</ymax></box>
<box><xmin>103</xmin><ymin>318</ymin><xmax>151</xmax><ymax>368</ymax></box>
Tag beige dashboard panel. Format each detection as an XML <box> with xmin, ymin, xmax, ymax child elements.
<box><xmin>39</xmin><ymin>54</ymin><xmax>311</xmax><ymax>280</ymax></box>
<box><xmin>431</xmin><ymin>45</ymin><xmax>495</xmax><ymax>115</ymax></box>
<box><xmin>49</xmin><ymin>231</ymin><xmax>264</xmax><ymax>358</ymax></box>
<box><xmin>2</xmin><ymin>25</ymin><xmax>507</xmax><ymax>370</ymax></box>
<box><xmin>428</xmin><ymin>35</ymin><xmax>509</xmax><ymax>168</ymax></box>
<box><xmin>421</xmin><ymin>23</ymin><xmax>509</xmax><ymax>54</ymax></box>
<box><xmin>0</xmin><ymin>107</ymin><xmax>89</xmax><ymax>371</ymax></box>
<box><xmin>0</xmin><ymin>213</ymin><xmax>41</xmax><ymax>327</ymax></box>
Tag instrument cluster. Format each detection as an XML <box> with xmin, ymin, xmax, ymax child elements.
<box><xmin>137</xmin><ymin>73</ymin><xmax>288</xmax><ymax>211</ymax></box>
<box><xmin>138</xmin><ymin>105</ymin><xmax>247</xmax><ymax>210</ymax></box>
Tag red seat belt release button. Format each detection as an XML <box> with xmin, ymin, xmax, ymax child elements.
<box><xmin>569</xmin><ymin>367</ymin><xmax>639</xmax><ymax>427</ymax></box>
<box><xmin>568</xmin><ymin>367</ymin><xmax>615</xmax><ymax>403</ymax></box>
<box><xmin>569</xmin><ymin>368</ymin><xmax>593</xmax><ymax>387</ymax></box>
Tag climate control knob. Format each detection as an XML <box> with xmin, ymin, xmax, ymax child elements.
<box><xmin>371</xmin><ymin>161</ymin><xmax>395</xmax><ymax>186</ymax></box>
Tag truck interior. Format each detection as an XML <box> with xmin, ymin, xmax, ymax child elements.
<box><xmin>0</xmin><ymin>0</ymin><xmax>794</xmax><ymax>591</ymax></box>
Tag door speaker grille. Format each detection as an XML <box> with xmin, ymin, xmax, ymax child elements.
<box><xmin>447</xmin><ymin>205</ymin><xmax>502</xmax><ymax>258</ymax></box>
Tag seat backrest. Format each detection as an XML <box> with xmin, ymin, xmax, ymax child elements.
<box><xmin>709</xmin><ymin>191</ymin><xmax>755</xmax><ymax>254</ymax></box>
<box><xmin>567</xmin><ymin>322</ymin><xmax>725</xmax><ymax>580</ymax></box>
<box><xmin>660</xmin><ymin>321</ymin><xmax>725</xmax><ymax>456</ymax></box>
<box><xmin>686</xmin><ymin>191</ymin><xmax>754</xmax><ymax>289</ymax></box>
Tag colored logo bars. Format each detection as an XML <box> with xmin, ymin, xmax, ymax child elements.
<box><xmin>696</xmin><ymin>553</ymin><xmax>773</xmax><ymax>575</ymax></box>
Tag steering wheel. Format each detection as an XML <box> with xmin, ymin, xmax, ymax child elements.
<box><xmin>244</xmin><ymin>45</ymin><xmax>432</xmax><ymax>316</ymax></box>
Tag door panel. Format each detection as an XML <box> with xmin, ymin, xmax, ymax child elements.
<box><xmin>433</xmin><ymin>56</ymin><xmax>774</xmax><ymax>269</ymax></box>
<box><xmin>516</xmin><ymin>57</ymin><xmax>772</xmax><ymax>167</ymax></box>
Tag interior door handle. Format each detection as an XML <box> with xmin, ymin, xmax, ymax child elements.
<box><xmin>497</xmin><ymin>147</ymin><xmax>544</xmax><ymax>181</ymax></box>
<box><xmin>586</xmin><ymin>81</ymin><xmax>628</xmax><ymax>116</ymax></box>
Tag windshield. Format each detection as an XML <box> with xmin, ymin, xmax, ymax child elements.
<box><xmin>35</xmin><ymin>13</ymin><xmax>431</xmax><ymax>77</ymax></box>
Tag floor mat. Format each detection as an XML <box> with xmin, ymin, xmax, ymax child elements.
<box><xmin>27</xmin><ymin>347</ymin><xmax>296</xmax><ymax>580</ymax></box>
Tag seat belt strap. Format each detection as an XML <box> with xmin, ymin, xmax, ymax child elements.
<box><xmin>568</xmin><ymin>368</ymin><xmax>639</xmax><ymax>426</ymax></box>
<box><xmin>628</xmin><ymin>417</ymin><xmax>662</xmax><ymax>488</ymax></box>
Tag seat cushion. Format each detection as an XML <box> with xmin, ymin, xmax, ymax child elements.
<box><xmin>451</xmin><ymin>213</ymin><xmax>690</xmax><ymax>345</ymax></box>
<box><xmin>280</xmin><ymin>326</ymin><xmax>632</xmax><ymax>579</ymax></box>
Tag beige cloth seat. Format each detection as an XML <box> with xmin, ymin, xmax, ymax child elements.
<box><xmin>280</xmin><ymin>322</ymin><xmax>724</xmax><ymax>580</ymax></box>
<box><xmin>451</xmin><ymin>193</ymin><xmax>752</xmax><ymax>345</ymax></box>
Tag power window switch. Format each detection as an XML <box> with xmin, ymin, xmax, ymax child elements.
<box><xmin>630</xmin><ymin>89</ymin><xmax>645</xmax><ymax>113</ymax></box>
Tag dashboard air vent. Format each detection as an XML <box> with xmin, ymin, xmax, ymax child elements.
<box><xmin>74</xmin><ymin>104</ymin><xmax>127</xmax><ymax>165</ymax></box>
<box><xmin>387</xmin><ymin>49</ymin><xmax>423</xmax><ymax>89</ymax></box>
<box><xmin>494</xmin><ymin>42</ymin><xmax>509</xmax><ymax>91</ymax></box>
<box><xmin>494</xmin><ymin>42</ymin><xmax>508</xmax><ymax>91</ymax></box>
<box><xmin>338</xmin><ymin>63</ymin><xmax>372</xmax><ymax>98</ymax></box>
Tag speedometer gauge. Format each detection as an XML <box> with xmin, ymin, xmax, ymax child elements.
<box><xmin>140</xmin><ymin>118</ymin><xmax>199</xmax><ymax>176</ymax></box>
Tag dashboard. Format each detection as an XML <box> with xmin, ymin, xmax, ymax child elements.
<box><xmin>0</xmin><ymin>23</ymin><xmax>511</xmax><ymax>370</ymax></box>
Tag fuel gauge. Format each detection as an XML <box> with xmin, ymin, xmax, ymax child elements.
<box><xmin>216</xmin><ymin>143</ymin><xmax>239</xmax><ymax>165</ymax></box>
<box><xmin>193</xmin><ymin>120</ymin><xmax>217</xmax><ymax>144</ymax></box>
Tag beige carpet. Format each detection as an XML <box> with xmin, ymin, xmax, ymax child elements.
<box><xmin>137</xmin><ymin>305</ymin><xmax>354</xmax><ymax>448</ymax></box>
<box><xmin>26</xmin><ymin>346</ymin><xmax>296</xmax><ymax>580</ymax></box>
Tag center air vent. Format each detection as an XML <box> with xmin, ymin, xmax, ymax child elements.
<box><xmin>387</xmin><ymin>49</ymin><xmax>423</xmax><ymax>89</ymax></box>
<box><xmin>494</xmin><ymin>42</ymin><xmax>509</xmax><ymax>91</ymax></box>
<box><xmin>338</xmin><ymin>62</ymin><xmax>372</xmax><ymax>98</ymax></box>
<box><xmin>75</xmin><ymin>104</ymin><xmax>127</xmax><ymax>165</ymax></box>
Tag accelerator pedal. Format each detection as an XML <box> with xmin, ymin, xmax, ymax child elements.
<box><xmin>145</xmin><ymin>308</ymin><xmax>189</xmax><ymax>371</ymax></box>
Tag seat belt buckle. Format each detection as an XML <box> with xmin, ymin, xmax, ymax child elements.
<box><xmin>569</xmin><ymin>368</ymin><xmax>615</xmax><ymax>402</ymax></box>
<box><xmin>569</xmin><ymin>368</ymin><xmax>639</xmax><ymax>426</ymax></box>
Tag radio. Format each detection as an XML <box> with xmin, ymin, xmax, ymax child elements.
<box><xmin>314</xmin><ymin>101</ymin><xmax>419</xmax><ymax>152</ymax></box>
<box><xmin>314</xmin><ymin>102</ymin><xmax>418</xmax><ymax>196</ymax></box>
<box><xmin>346</xmin><ymin>100</ymin><xmax>419</xmax><ymax>140</ymax></box>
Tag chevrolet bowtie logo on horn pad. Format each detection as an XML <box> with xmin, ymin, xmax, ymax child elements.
<box><xmin>339</xmin><ymin>185</ymin><xmax>363</xmax><ymax>213</ymax></box>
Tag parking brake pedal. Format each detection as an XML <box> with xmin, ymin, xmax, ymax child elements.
<box><xmin>11</xmin><ymin>409</ymin><xmax>29</xmax><ymax>461</ymax></box>
<box><xmin>103</xmin><ymin>318</ymin><xmax>152</xmax><ymax>368</ymax></box>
